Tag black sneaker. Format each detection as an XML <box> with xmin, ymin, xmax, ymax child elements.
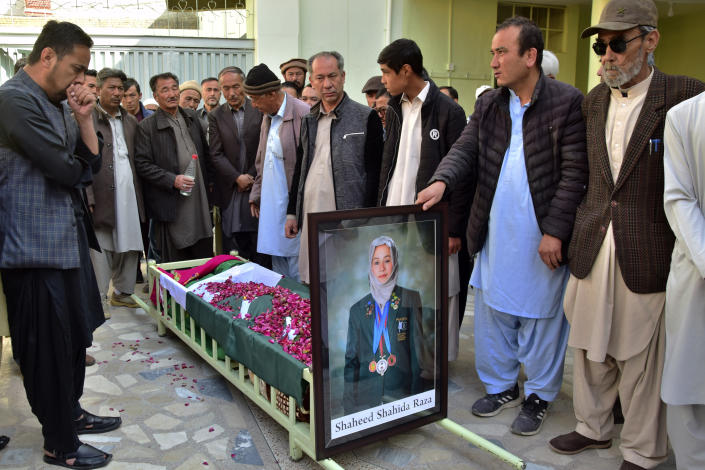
<box><xmin>510</xmin><ymin>393</ymin><xmax>549</xmax><ymax>436</ymax></box>
<box><xmin>471</xmin><ymin>383</ymin><xmax>521</xmax><ymax>417</ymax></box>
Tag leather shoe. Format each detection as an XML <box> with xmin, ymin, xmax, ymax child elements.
<box><xmin>85</xmin><ymin>354</ymin><xmax>96</xmax><ymax>367</ymax></box>
<box><xmin>110</xmin><ymin>292</ymin><xmax>139</xmax><ymax>309</ymax></box>
<box><xmin>74</xmin><ymin>410</ymin><xmax>121</xmax><ymax>435</ymax></box>
<box><xmin>549</xmin><ymin>431</ymin><xmax>611</xmax><ymax>455</ymax></box>
<box><xmin>620</xmin><ymin>461</ymin><xmax>647</xmax><ymax>470</ymax></box>
<box><xmin>43</xmin><ymin>443</ymin><xmax>111</xmax><ymax>469</ymax></box>
<box><xmin>0</xmin><ymin>435</ymin><xmax>9</xmax><ymax>451</ymax></box>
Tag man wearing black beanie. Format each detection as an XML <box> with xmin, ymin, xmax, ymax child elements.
<box><xmin>245</xmin><ymin>63</ymin><xmax>309</xmax><ymax>279</ymax></box>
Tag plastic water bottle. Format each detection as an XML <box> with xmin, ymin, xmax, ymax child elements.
<box><xmin>180</xmin><ymin>154</ymin><xmax>198</xmax><ymax>196</ymax></box>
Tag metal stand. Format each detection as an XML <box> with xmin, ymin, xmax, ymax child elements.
<box><xmin>133</xmin><ymin>259</ymin><xmax>525</xmax><ymax>469</ymax></box>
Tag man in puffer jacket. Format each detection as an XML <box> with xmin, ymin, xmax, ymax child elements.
<box><xmin>417</xmin><ymin>16</ymin><xmax>588</xmax><ymax>436</ymax></box>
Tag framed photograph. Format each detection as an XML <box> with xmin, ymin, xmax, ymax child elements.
<box><xmin>308</xmin><ymin>204</ymin><xmax>448</xmax><ymax>459</ymax></box>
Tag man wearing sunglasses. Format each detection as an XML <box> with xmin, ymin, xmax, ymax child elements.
<box><xmin>549</xmin><ymin>0</ymin><xmax>704</xmax><ymax>468</ymax></box>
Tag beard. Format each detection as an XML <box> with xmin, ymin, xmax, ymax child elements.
<box><xmin>603</xmin><ymin>46</ymin><xmax>646</xmax><ymax>88</ymax></box>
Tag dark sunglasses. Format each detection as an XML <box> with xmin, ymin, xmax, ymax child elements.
<box><xmin>592</xmin><ymin>31</ymin><xmax>648</xmax><ymax>55</ymax></box>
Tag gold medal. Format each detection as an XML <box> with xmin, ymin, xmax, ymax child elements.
<box><xmin>368</xmin><ymin>361</ymin><xmax>376</xmax><ymax>373</ymax></box>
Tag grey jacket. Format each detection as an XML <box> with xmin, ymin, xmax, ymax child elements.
<box><xmin>0</xmin><ymin>70</ymin><xmax>101</xmax><ymax>269</ymax></box>
<box><xmin>287</xmin><ymin>93</ymin><xmax>383</xmax><ymax>225</ymax></box>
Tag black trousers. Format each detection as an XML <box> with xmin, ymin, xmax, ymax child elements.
<box><xmin>222</xmin><ymin>230</ymin><xmax>271</xmax><ymax>269</ymax></box>
<box><xmin>2</xmin><ymin>268</ymin><xmax>89</xmax><ymax>454</ymax></box>
<box><xmin>458</xmin><ymin>237</ymin><xmax>473</xmax><ymax>328</ymax></box>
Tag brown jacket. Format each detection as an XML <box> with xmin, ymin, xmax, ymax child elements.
<box><xmin>250</xmin><ymin>94</ymin><xmax>310</xmax><ymax>205</ymax></box>
<box><xmin>568</xmin><ymin>68</ymin><xmax>705</xmax><ymax>293</ymax></box>
<box><xmin>88</xmin><ymin>105</ymin><xmax>145</xmax><ymax>229</ymax></box>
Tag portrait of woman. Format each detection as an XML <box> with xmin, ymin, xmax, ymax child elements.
<box><xmin>342</xmin><ymin>236</ymin><xmax>426</xmax><ymax>415</ymax></box>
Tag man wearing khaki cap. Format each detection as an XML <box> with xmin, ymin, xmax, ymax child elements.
<box><xmin>179</xmin><ymin>80</ymin><xmax>201</xmax><ymax>110</ymax></box>
<box><xmin>549</xmin><ymin>0</ymin><xmax>704</xmax><ymax>468</ymax></box>
<box><xmin>279</xmin><ymin>58</ymin><xmax>307</xmax><ymax>90</ymax></box>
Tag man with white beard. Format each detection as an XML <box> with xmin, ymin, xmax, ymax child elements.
<box><xmin>548</xmin><ymin>1</ymin><xmax>704</xmax><ymax>469</ymax></box>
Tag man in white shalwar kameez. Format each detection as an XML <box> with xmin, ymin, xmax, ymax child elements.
<box><xmin>661</xmin><ymin>91</ymin><xmax>705</xmax><ymax>470</ymax></box>
<box><xmin>89</xmin><ymin>68</ymin><xmax>144</xmax><ymax>310</ymax></box>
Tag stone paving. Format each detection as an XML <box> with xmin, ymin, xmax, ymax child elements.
<box><xmin>0</xmin><ymin>285</ymin><xmax>677</xmax><ymax>470</ymax></box>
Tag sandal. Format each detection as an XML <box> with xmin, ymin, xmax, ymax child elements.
<box><xmin>74</xmin><ymin>410</ymin><xmax>122</xmax><ymax>434</ymax></box>
<box><xmin>43</xmin><ymin>443</ymin><xmax>111</xmax><ymax>469</ymax></box>
<box><xmin>0</xmin><ymin>435</ymin><xmax>9</xmax><ymax>451</ymax></box>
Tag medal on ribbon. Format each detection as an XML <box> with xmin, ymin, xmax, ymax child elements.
<box><xmin>372</xmin><ymin>300</ymin><xmax>393</xmax><ymax>376</ymax></box>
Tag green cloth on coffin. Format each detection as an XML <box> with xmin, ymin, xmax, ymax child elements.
<box><xmin>184</xmin><ymin>274</ymin><xmax>310</xmax><ymax>405</ymax></box>
<box><xmin>176</xmin><ymin>259</ymin><xmax>248</xmax><ymax>361</ymax></box>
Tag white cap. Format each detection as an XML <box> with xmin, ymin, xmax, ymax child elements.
<box><xmin>475</xmin><ymin>85</ymin><xmax>492</xmax><ymax>100</ymax></box>
<box><xmin>143</xmin><ymin>98</ymin><xmax>158</xmax><ymax>107</ymax></box>
<box><xmin>542</xmin><ymin>50</ymin><xmax>559</xmax><ymax>78</ymax></box>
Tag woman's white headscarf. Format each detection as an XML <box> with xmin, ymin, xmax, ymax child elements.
<box><xmin>368</xmin><ymin>236</ymin><xmax>399</xmax><ymax>306</ymax></box>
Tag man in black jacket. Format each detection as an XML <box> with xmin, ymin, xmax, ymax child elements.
<box><xmin>377</xmin><ymin>38</ymin><xmax>472</xmax><ymax>363</ymax></box>
<box><xmin>418</xmin><ymin>17</ymin><xmax>588</xmax><ymax>436</ymax></box>
<box><xmin>135</xmin><ymin>72</ymin><xmax>213</xmax><ymax>262</ymax></box>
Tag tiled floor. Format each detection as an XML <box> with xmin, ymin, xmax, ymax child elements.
<box><xmin>0</xmin><ymin>287</ymin><xmax>676</xmax><ymax>469</ymax></box>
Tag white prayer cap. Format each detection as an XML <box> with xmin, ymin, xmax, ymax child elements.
<box><xmin>542</xmin><ymin>50</ymin><xmax>560</xmax><ymax>78</ymax></box>
<box><xmin>475</xmin><ymin>85</ymin><xmax>492</xmax><ymax>100</ymax></box>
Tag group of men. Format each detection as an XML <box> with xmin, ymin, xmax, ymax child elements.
<box><xmin>1</xmin><ymin>0</ymin><xmax>705</xmax><ymax>467</ymax></box>
<box><xmin>417</xmin><ymin>0</ymin><xmax>704</xmax><ymax>469</ymax></box>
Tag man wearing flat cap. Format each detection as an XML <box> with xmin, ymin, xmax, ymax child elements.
<box><xmin>279</xmin><ymin>58</ymin><xmax>307</xmax><ymax>90</ymax></box>
<box><xmin>361</xmin><ymin>75</ymin><xmax>384</xmax><ymax>108</ymax></box>
<box><xmin>245</xmin><ymin>63</ymin><xmax>309</xmax><ymax>278</ymax></box>
<box><xmin>549</xmin><ymin>1</ymin><xmax>704</xmax><ymax>468</ymax></box>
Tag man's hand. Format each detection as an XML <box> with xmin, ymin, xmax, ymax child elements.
<box><xmin>236</xmin><ymin>174</ymin><xmax>254</xmax><ymax>192</ymax></box>
<box><xmin>415</xmin><ymin>181</ymin><xmax>446</xmax><ymax>210</ymax></box>
<box><xmin>174</xmin><ymin>175</ymin><xmax>195</xmax><ymax>192</ymax></box>
<box><xmin>285</xmin><ymin>219</ymin><xmax>298</xmax><ymax>238</ymax></box>
<box><xmin>250</xmin><ymin>202</ymin><xmax>259</xmax><ymax>218</ymax></box>
<box><xmin>449</xmin><ymin>237</ymin><xmax>461</xmax><ymax>255</ymax></box>
<box><xmin>538</xmin><ymin>234</ymin><xmax>562</xmax><ymax>270</ymax></box>
<box><xmin>66</xmin><ymin>83</ymin><xmax>96</xmax><ymax>120</ymax></box>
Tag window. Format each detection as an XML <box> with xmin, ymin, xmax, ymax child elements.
<box><xmin>497</xmin><ymin>3</ymin><xmax>566</xmax><ymax>52</ymax></box>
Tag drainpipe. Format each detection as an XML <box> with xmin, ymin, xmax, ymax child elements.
<box><xmin>385</xmin><ymin>0</ymin><xmax>392</xmax><ymax>44</ymax></box>
<box><xmin>447</xmin><ymin>0</ymin><xmax>454</xmax><ymax>83</ymax></box>
<box><xmin>587</xmin><ymin>0</ymin><xmax>610</xmax><ymax>91</ymax></box>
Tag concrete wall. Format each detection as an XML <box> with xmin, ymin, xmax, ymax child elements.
<box><xmin>401</xmin><ymin>0</ymin><xmax>497</xmax><ymax>114</ymax></box>
<box><xmin>655</xmin><ymin>4</ymin><xmax>705</xmax><ymax>82</ymax></box>
<box><xmin>255</xmin><ymin>0</ymin><xmax>397</xmax><ymax>105</ymax></box>
<box><xmin>399</xmin><ymin>0</ymin><xmax>592</xmax><ymax>113</ymax></box>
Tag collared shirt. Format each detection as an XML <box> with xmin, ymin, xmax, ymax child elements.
<box><xmin>386</xmin><ymin>81</ymin><xmax>430</xmax><ymax>206</ymax></box>
<box><xmin>257</xmin><ymin>94</ymin><xmax>300</xmax><ymax>257</ymax></box>
<box><xmin>226</xmin><ymin>102</ymin><xmax>244</xmax><ymax>131</ymax></box>
<box><xmin>227</xmin><ymin>102</ymin><xmax>246</xmax><ymax>162</ymax></box>
<box><xmin>565</xmin><ymin>68</ymin><xmax>665</xmax><ymax>361</ymax></box>
<box><xmin>470</xmin><ymin>89</ymin><xmax>568</xmax><ymax>318</ymax></box>
<box><xmin>299</xmin><ymin>106</ymin><xmax>337</xmax><ymax>283</ymax></box>
<box><xmin>605</xmin><ymin>68</ymin><xmax>654</xmax><ymax>183</ymax></box>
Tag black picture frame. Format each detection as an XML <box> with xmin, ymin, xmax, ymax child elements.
<box><xmin>308</xmin><ymin>204</ymin><xmax>448</xmax><ymax>460</ymax></box>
